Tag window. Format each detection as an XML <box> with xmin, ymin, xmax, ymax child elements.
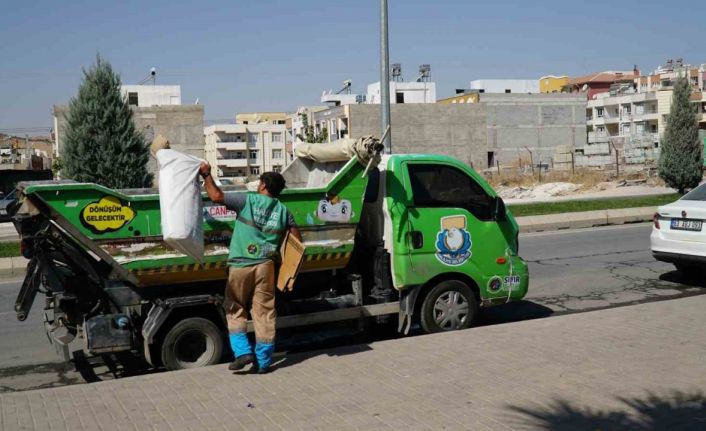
<box><xmin>596</xmin><ymin>107</ymin><xmax>604</xmax><ymax>118</ymax></box>
<box><xmin>272</xmin><ymin>165</ymin><xmax>282</xmax><ymax>173</ymax></box>
<box><xmin>682</xmin><ymin>182</ymin><xmax>706</xmax><ymax>201</ymax></box>
<box><xmin>127</xmin><ymin>92</ymin><xmax>139</xmax><ymax>106</ymax></box>
<box><xmin>250</xmin><ymin>166</ymin><xmax>260</xmax><ymax>175</ymax></box>
<box><xmin>277</xmin><ymin>120</ymin><xmax>286</xmax><ymax>125</ymax></box>
<box><xmin>407</xmin><ymin>164</ymin><xmax>494</xmax><ymax>220</ymax></box>
<box><xmin>504</xmin><ymin>89</ymin><xmax>511</xmax><ymax>93</ymax></box>
<box><xmin>249</xmin><ymin>150</ymin><xmax>258</xmax><ymax>160</ymax></box>
<box><xmin>248</xmin><ymin>133</ymin><xmax>258</xmax><ymax>144</ymax></box>
<box><xmin>396</xmin><ymin>92</ymin><xmax>405</xmax><ymax>103</ymax></box>
<box><xmin>651</xmin><ymin>124</ymin><xmax>657</xmax><ymax>133</ymax></box>
<box><xmin>272</xmin><ymin>149</ymin><xmax>282</xmax><ymax>159</ymax></box>
<box><xmin>487</xmin><ymin>152</ymin><xmax>495</xmax><ymax>168</ymax></box>
<box><xmin>271</xmin><ymin>133</ymin><xmax>282</xmax><ymax>143</ymax></box>
<box><xmin>622</xmin><ymin>124</ymin><xmax>631</xmax><ymax>135</ymax></box>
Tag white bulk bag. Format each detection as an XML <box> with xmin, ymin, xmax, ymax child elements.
<box><xmin>155</xmin><ymin>149</ymin><xmax>204</xmax><ymax>263</ymax></box>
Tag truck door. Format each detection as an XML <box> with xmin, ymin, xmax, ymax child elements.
<box><xmin>397</xmin><ymin>162</ymin><xmax>508</xmax><ymax>288</ymax></box>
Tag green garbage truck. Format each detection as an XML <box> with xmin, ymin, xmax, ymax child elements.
<box><xmin>10</xmin><ymin>138</ymin><xmax>528</xmax><ymax>370</ymax></box>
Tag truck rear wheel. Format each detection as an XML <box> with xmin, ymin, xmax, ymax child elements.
<box><xmin>420</xmin><ymin>280</ymin><xmax>478</xmax><ymax>333</ymax></box>
<box><xmin>160</xmin><ymin>317</ymin><xmax>224</xmax><ymax>371</ymax></box>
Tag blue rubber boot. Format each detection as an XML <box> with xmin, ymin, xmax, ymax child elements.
<box><xmin>254</xmin><ymin>342</ymin><xmax>275</xmax><ymax>373</ymax></box>
<box><xmin>228</xmin><ymin>332</ymin><xmax>254</xmax><ymax>371</ymax></box>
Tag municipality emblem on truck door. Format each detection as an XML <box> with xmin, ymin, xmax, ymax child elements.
<box><xmin>435</xmin><ymin>215</ymin><xmax>472</xmax><ymax>266</ymax></box>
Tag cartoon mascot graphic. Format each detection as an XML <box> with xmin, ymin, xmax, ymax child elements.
<box><xmin>435</xmin><ymin>215</ymin><xmax>472</xmax><ymax>266</ymax></box>
<box><xmin>316</xmin><ymin>194</ymin><xmax>352</xmax><ymax>223</ymax></box>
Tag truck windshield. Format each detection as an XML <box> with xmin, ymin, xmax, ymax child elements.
<box><xmin>407</xmin><ymin>164</ymin><xmax>494</xmax><ymax>220</ymax></box>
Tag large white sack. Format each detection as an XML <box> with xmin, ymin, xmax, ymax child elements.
<box><xmin>156</xmin><ymin>149</ymin><xmax>205</xmax><ymax>263</ymax></box>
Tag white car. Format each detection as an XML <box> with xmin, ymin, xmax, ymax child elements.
<box><xmin>0</xmin><ymin>189</ymin><xmax>17</xmax><ymax>222</ymax></box>
<box><xmin>651</xmin><ymin>182</ymin><xmax>706</xmax><ymax>277</ymax></box>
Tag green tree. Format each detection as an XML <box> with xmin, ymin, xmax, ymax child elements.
<box><xmin>63</xmin><ymin>55</ymin><xmax>152</xmax><ymax>188</ymax></box>
<box><xmin>659</xmin><ymin>76</ymin><xmax>702</xmax><ymax>194</ymax></box>
<box><xmin>296</xmin><ymin>113</ymin><xmax>328</xmax><ymax>143</ymax></box>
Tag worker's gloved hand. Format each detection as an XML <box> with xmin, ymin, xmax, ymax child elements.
<box><xmin>199</xmin><ymin>162</ymin><xmax>211</xmax><ymax>178</ymax></box>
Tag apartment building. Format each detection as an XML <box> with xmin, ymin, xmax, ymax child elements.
<box><xmin>235</xmin><ymin>112</ymin><xmax>288</xmax><ymax>125</ymax></box>
<box><xmin>539</xmin><ymin>76</ymin><xmax>569</xmax><ymax>93</ymax></box>
<box><xmin>469</xmin><ymin>79</ymin><xmax>539</xmax><ymax>94</ymax></box>
<box><xmin>582</xmin><ymin>60</ymin><xmax>706</xmax><ymax>167</ymax></box>
<box><xmin>204</xmin><ymin>122</ymin><xmax>288</xmax><ymax>183</ymax></box>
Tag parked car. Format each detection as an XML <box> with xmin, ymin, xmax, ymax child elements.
<box><xmin>0</xmin><ymin>189</ymin><xmax>17</xmax><ymax>222</ymax></box>
<box><xmin>651</xmin><ymin>182</ymin><xmax>706</xmax><ymax>277</ymax></box>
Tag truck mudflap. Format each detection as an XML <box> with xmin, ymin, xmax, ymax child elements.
<box><xmin>398</xmin><ymin>286</ymin><xmax>422</xmax><ymax>335</ymax></box>
<box><xmin>14</xmin><ymin>257</ymin><xmax>40</xmax><ymax>321</ymax></box>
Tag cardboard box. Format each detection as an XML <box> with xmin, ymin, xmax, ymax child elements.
<box><xmin>277</xmin><ymin>233</ymin><xmax>305</xmax><ymax>292</ymax></box>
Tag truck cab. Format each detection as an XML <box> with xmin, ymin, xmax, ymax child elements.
<box><xmin>357</xmin><ymin>154</ymin><xmax>528</xmax><ymax>333</ymax></box>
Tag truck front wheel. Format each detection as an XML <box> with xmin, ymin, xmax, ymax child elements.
<box><xmin>160</xmin><ymin>317</ymin><xmax>224</xmax><ymax>370</ymax></box>
<box><xmin>420</xmin><ymin>280</ymin><xmax>478</xmax><ymax>333</ymax></box>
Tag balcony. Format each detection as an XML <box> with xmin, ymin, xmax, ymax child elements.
<box><xmin>216</xmin><ymin>141</ymin><xmax>248</xmax><ymax>151</ymax></box>
<box><xmin>217</xmin><ymin>158</ymin><xmax>248</xmax><ymax>168</ymax></box>
<box><xmin>633</xmin><ymin>109</ymin><xmax>659</xmax><ymax>120</ymax></box>
<box><xmin>588</xmin><ymin>131</ymin><xmax>610</xmax><ymax>143</ymax></box>
<box><xmin>593</xmin><ymin>114</ymin><xmax>619</xmax><ymax>124</ymax></box>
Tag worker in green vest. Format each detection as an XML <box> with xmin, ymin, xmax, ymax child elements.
<box><xmin>200</xmin><ymin>162</ymin><xmax>301</xmax><ymax>373</ymax></box>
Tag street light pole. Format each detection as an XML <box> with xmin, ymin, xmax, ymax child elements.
<box><xmin>380</xmin><ymin>0</ymin><xmax>392</xmax><ymax>154</ymax></box>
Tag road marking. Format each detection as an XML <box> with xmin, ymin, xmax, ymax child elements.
<box><xmin>521</xmin><ymin>222</ymin><xmax>651</xmax><ymax>238</ymax></box>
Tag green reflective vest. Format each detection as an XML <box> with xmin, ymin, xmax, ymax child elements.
<box><xmin>228</xmin><ymin>193</ymin><xmax>289</xmax><ymax>267</ymax></box>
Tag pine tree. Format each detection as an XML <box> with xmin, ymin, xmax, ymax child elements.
<box><xmin>659</xmin><ymin>76</ymin><xmax>702</xmax><ymax>194</ymax></box>
<box><xmin>63</xmin><ymin>55</ymin><xmax>152</xmax><ymax>188</ymax></box>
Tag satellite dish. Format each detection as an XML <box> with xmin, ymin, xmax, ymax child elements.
<box><xmin>581</xmin><ymin>84</ymin><xmax>588</xmax><ymax>91</ymax></box>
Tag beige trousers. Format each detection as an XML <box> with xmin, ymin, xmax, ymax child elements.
<box><xmin>224</xmin><ymin>261</ymin><xmax>276</xmax><ymax>343</ymax></box>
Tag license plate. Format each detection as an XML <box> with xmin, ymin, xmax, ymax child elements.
<box><xmin>670</xmin><ymin>219</ymin><xmax>703</xmax><ymax>231</ymax></box>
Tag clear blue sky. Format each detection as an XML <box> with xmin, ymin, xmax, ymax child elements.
<box><xmin>1</xmin><ymin>0</ymin><xmax>703</xmax><ymax>133</ymax></box>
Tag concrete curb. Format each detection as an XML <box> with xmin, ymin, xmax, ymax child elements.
<box><xmin>0</xmin><ymin>256</ymin><xmax>28</xmax><ymax>279</ymax></box>
<box><xmin>515</xmin><ymin>205</ymin><xmax>655</xmax><ymax>233</ymax></box>
<box><xmin>0</xmin><ymin>207</ymin><xmax>656</xmax><ymax>279</ymax></box>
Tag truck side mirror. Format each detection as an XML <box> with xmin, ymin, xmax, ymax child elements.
<box><xmin>494</xmin><ymin>197</ymin><xmax>507</xmax><ymax>221</ymax></box>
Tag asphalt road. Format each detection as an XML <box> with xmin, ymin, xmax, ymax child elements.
<box><xmin>0</xmin><ymin>223</ymin><xmax>704</xmax><ymax>393</ymax></box>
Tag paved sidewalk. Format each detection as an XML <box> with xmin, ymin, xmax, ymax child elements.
<box><xmin>2</xmin><ymin>296</ymin><xmax>706</xmax><ymax>430</ymax></box>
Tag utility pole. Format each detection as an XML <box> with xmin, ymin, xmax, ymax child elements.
<box><xmin>380</xmin><ymin>0</ymin><xmax>391</xmax><ymax>154</ymax></box>
<box><xmin>25</xmin><ymin>134</ymin><xmax>30</xmax><ymax>169</ymax></box>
